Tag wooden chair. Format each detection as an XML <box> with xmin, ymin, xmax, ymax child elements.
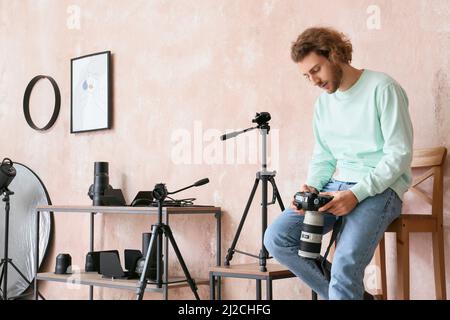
<box><xmin>376</xmin><ymin>147</ymin><xmax>447</xmax><ymax>300</ymax></box>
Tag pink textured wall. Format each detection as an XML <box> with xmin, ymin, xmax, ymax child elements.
<box><xmin>1</xmin><ymin>0</ymin><xmax>449</xmax><ymax>299</ymax></box>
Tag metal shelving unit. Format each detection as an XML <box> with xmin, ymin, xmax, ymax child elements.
<box><xmin>33</xmin><ymin>205</ymin><xmax>221</xmax><ymax>300</ymax></box>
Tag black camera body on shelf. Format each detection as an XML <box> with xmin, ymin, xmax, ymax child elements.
<box><xmin>293</xmin><ymin>191</ymin><xmax>333</xmax><ymax>212</ymax></box>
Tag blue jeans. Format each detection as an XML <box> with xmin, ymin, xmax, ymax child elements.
<box><xmin>263</xmin><ymin>179</ymin><xmax>402</xmax><ymax>300</ymax></box>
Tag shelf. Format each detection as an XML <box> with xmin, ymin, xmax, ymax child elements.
<box><xmin>36</xmin><ymin>205</ymin><xmax>221</xmax><ymax>216</ymax></box>
<box><xmin>34</xmin><ymin>205</ymin><xmax>221</xmax><ymax>300</ymax></box>
<box><xmin>37</xmin><ymin>272</ymin><xmax>209</xmax><ymax>293</ymax></box>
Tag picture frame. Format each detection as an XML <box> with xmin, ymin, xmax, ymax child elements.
<box><xmin>70</xmin><ymin>51</ymin><xmax>111</xmax><ymax>133</ymax></box>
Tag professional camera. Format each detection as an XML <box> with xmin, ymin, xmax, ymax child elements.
<box><xmin>293</xmin><ymin>192</ymin><xmax>333</xmax><ymax>212</ymax></box>
<box><xmin>293</xmin><ymin>192</ymin><xmax>333</xmax><ymax>259</ymax></box>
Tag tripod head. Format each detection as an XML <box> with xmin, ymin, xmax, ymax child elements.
<box><xmin>220</xmin><ymin>112</ymin><xmax>271</xmax><ymax>141</ymax></box>
<box><xmin>252</xmin><ymin>112</ymin><xmax>271</xmax><ymax>132</ymax></box>
<box><xmin>152</xmin><ymin>178</ymin><xmax>210</xmax><ymax>203</ymax></box>
<box><xmin>152</xmin><ymin>183</ymin><xmax>168</xmax><ymax>201</ymax></box>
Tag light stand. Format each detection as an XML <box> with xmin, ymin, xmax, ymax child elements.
<box><xmin>135</xmin><ymin>178</ymin><xmax>209</xmax><ymax>300</ymax></box>
<box><xmin>221</xmin><ymin>112</ymin><xmax>285</xmax><ymax>271</ymax></box>
<box><xmin>0</xmin><ymin>188</ymin><xmax>44</xmax><ymax>300</ymax></box>
<box><xmin>0</xmin><ymin>158</ymin><xmax>45</xmax><ymax>300</ymax></box>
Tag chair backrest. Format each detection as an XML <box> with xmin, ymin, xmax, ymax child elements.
<box><xmin>408</xmin><ymin>147</ymin><xmax>447</xmax><ymax>220</ymax></box>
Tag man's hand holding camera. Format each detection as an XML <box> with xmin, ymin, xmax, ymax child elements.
<box><xmin>290</xmin><ymin>184</ymin><xmax>318</xmax><ymax>214</ymax></box>
<box><xmin>318</xmin><ymin>190</ymin><xmax>358</xmax><ymax>216</ymax></box>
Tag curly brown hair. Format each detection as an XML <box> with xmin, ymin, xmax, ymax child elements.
<box><xmin>291</xmin><ymin>27</ymin><xmax>353</xmax><ymax>65</ymax></box>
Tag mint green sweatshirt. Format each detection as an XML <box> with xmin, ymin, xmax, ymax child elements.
<box><xmin>305</xmin><ymin>69</ymin><xmax>414</xmax><ymax>202</ymax></box>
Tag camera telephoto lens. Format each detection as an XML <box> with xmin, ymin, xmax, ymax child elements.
<box><xmin>298</xmin><ymin>211</ymin><xmax>324</xmax><ymax>259</ymax></box>
<box><xmin>293</xmin><ymin>192</ymin><xmax>333</xmax><ymax>259</ymax></box>
<box><xmin>93</xmin><ymin>162</ymin><xmax>109</xmax><ymax>206</ymax></box>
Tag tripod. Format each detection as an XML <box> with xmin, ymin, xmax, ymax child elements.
<box><xmin>0</xmin><ymin>189</ymin><xmax>43</xmax><ymax>300</ymax></box>
<box><xmin>222</xmin><ymin>113</ymin><xmax>285</xmax><ymax>272</ymax></box>
<box><xmin>135</xmin><ymin>180</ymin><xmax>209</xmax><ymax>300</ymax></box>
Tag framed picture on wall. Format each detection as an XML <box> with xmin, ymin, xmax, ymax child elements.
<box><xmin>71</xmin><ymin>51</ymin><xmax>111</xmax><ymax>133</ymax></box>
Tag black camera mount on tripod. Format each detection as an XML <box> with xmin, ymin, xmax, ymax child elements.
<box><xmin>220</xmin><ymin>112</ymin><xmax>285</xmax><ymax>272</ymax></box>
<box><xmin>135</xmin><ymin>178</ymin><xmax>210</xmax><ymax>300</ymax></box>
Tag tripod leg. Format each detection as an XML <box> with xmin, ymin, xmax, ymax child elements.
<box><xmin>0</xmin><ymin>261</ymin><xmax>5</xmax><ymax>297</ymax></box>
<box><xmin>4</xmin><ymin>261</ymin><xmax>45</xmax><ymax>300</ymax></box>
<box><xmin>259</xmin><ymin>176</ymin><xmax>286</xmax><ymax>268</ymax></box>
<box><xmin>156</xmin><ymin>223</ymin><xmax>164</xmax><ymax>288</ymax></box>
<box><xmin>225</xmin><ymin>178</ymin><xmax>260</xmax><ymax>265</ymax></box>
<box><xmin>269</xmin><ymin>176</ymin><xmax>285</xmax><ymax>211</ymax></box>
<box><xmin>136</xmin><ymin>225</ymin><xmax>159</xmax><ymax>300</ymax></box>
<box><xmin>162</xmin><ymin>225</ymin><xmax>200</xmax><ymax>300</ymax></box>
<box><xmin>0</xmin><ymin>260</ymin><xmax>5</xmax><ymax>283</ymax></box>
<box><xmin>9</xmin><ymin>261</ymin><xmax>31</xmax><ymax>285</ymax></box>
<box><xmin>258</xmin><ymin>177</ymin><xmax>285</xmax><ymax>271</ymax></box>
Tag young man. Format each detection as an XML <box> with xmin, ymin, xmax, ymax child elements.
<box><xmin>264</xmin><ymin>27</ymin><xmax>414</xmax><ymax>299</ymax></box>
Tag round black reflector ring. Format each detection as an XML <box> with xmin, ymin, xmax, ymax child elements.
<box><xmin>23</xmin><ymin>75</ymin><xmax>61</xmax><ymax>131</ymax></box>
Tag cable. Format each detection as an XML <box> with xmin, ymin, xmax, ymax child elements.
<box><xmin>147</xmin><ymin>196</ymin><xmax>197</xmax><ymax>207</ymax></box>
